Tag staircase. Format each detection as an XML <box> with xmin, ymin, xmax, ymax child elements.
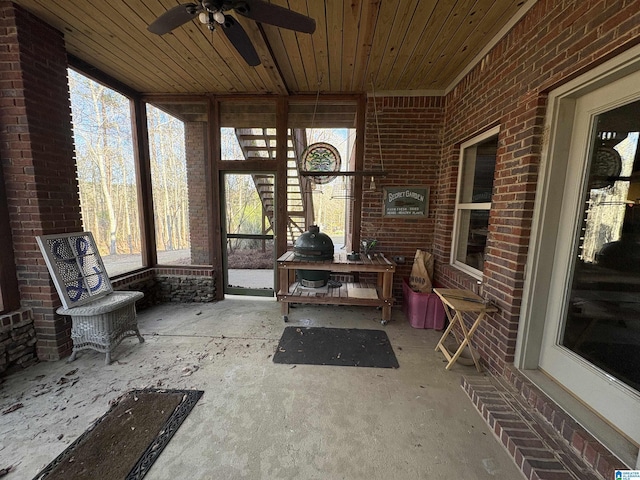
<box><xmin>234</xmin><ymin>128</ymin><xmax>314</xmax><ymax>244</ymax></box>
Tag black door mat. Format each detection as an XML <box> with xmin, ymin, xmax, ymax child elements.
<box><xmin>272</xmin><ymin>326</ymin><xmax>399</xmax><ymax>368</ymax></box>
<box><xmin>33</xmin><ymin>389</ymin><xmax>203</xmax><ymax>480</ymax></box>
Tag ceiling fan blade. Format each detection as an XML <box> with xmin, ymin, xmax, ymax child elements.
<box><xmin>148</xmin><ymin>3</ymin><xmax>200</xmax><ymax>35</ymax></box>
<box><xmin>220</xmin><ymin>16</ymin><xmax>261</xmax><ymax>66</ymax></box>
<box><xmin>232</xmin><ymin>0</ymin><xmax>316</xmax><ymax>34</ymax></box>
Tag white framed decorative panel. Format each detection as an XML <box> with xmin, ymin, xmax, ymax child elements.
<box><xmin>36</xmin><ymin>232</ymin><xmax>113</xmax><ymax>309</ymax></box>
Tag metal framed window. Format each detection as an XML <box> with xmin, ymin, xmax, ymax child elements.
<box><xmin>451</xmin><ymin>127</ymin><xmax>499</xmax><ymax>278</ymax></box>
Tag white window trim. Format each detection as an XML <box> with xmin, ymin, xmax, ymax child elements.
<box><xmin>450</xmin><ymin>126</ymin><xmax>500</xmax><ymax>279</ymax></box>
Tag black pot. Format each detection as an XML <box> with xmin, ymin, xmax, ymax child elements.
<box><xmin>294</xmin><ymin>226</ymin><xmax>334</xmax><ymax>287</ymax></box>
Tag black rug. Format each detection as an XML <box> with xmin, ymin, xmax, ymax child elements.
<box><xmin>33</xmin><ymin>389</ymin><xmax>203</xmax><ymax>480</ymax></box>
<box><xmin>273</xmin><ymin>326</ymin><xmax>399</xmax><ymax>368</ymax></box>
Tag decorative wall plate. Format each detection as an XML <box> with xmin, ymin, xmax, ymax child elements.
<box><xmin>589</xmin><ymin>146</ymin><xmax>622</xmax><ymax>189</ymax></box>
<box><xmin>302</xmin><ymin>142</ymin><xmax>341</xmax><ymax>184</ymax></box>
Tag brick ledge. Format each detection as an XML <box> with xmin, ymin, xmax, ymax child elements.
<box><xmin>462</xmin><ymin>374</ymin><xmax>624</xmax><ymax>480</ymax></box>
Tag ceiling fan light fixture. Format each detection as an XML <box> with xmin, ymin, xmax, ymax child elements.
<box><xmin>148</xmin><ymin>0</ymin><xmax>316</xmax><ymax>65</ymax></box>
<box><xmin>213</xmin><ymin>11</ymin><xmax>225</xmax><ymax>24</ymax></box>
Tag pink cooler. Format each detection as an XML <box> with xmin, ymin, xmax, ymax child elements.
<box><xmin>402</xmin><ymin>277</ymin><xmax>446</xmax><ymax>330</ymax></box>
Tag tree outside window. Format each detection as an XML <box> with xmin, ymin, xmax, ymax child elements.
<box><xmin>69</xmin><ymin>69</ymin><xmax>142</xmax><ymax>276</ymax></box>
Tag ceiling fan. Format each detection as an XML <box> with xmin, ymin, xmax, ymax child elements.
<box><xmin>148</xmin><ymin>0</ymin><xmax>316</xmax><ymax>67</ymax></box>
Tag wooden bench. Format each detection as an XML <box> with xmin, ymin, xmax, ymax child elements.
<box><xmin>277</xmin><ymin>251</ymin><xmax>396</xmax><ymax>324</ymax></box>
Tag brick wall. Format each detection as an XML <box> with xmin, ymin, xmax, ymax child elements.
<box><xmin>111</xmin><ymin>266</ymin><xmax>216</xmax><ymax>306</ymax></box>
<box><xmin>185</xmin><ymin>121</ymin><xmax>211</xmax><ymax>265</ymax></box>
<box><xmin>0</xmin><ymin>2</ymin><xmax>82</xmax><ymax>360</ymax></box>
<box><xmin>155</xmin><ymin>266</ymin><xmax>216</xmax><ymax>303</ymax></box>
<box><xmin>111</xmin><ymin>269</ymin><xmax>160</xmax><ymax>309</ymax></box>
<box><xmin>0</xmin><ymin>308</ymin><xmax>37</xmax><ymax>374</ymax></box>
<box><xmin>361</xmin><ymin>96</ymin><xmax>444</xmax><ymax>297</ymax></box>
<box><xmin>433</xmin><ymin>0</ymin><xmax>640</xmax><ymax>374</ymax></box>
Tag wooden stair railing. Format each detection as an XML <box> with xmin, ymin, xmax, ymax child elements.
<box><xmin>234</xmin><ymin>128</ymin><xmax>314</xmax><ymax>245</ymax></box>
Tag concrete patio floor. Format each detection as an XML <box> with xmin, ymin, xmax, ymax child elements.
<box><xmin>0</xmin><ymin>297</ymin><xmax>524</xmax><ymax>479</ymax></box>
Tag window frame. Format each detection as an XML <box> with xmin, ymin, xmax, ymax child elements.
<box><xmin>450</xmin><ymin>126</ymin><xmax>499</xmax><ymax>279</ymax></box>
<box><xmin>68</xmin><ymin>67</ymin><xmax>147</xmax><ymax>278</ymax></box>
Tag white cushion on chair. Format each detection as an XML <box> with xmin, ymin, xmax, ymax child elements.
<box><xmin>56</xmin><ymin>291</ymin><xmax>143</xmax><ymax>315</ymax></box>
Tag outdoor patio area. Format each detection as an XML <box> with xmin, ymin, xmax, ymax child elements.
<box><xmin>0</xmin><ymin>297</ymin><xmax>523</xmax><ymax>479</ymax></box>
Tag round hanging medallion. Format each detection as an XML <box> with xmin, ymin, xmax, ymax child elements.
<box><xmin>589</xmin><ymin>146</ymin><xmax>622</xmax><ymax>189</ymax></box>
<box><xmin>302</xmin><ymin>142</ymin><xmax>341</xmax><ymax>184</ymax></box>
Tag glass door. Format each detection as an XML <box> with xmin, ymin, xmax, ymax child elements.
<box><xmin>222</xmin><ymin>173</ymin><xmax>275</xmax><ymax>297</ymax></box>
<box><xmin>539</xmin><ymin>69</ymin><xmax>640</xmax><ymax>444</ymax></box>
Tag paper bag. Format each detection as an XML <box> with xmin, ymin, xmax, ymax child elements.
<box><xmin>409</xmin><ymin>249</ymin><xmax>434</xmax><ymax>293</ymax></box>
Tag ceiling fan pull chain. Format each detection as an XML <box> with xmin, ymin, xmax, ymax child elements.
<box><xmin>311</xmin><ymin>74</ymin><xmax>323</xmax><ymax>134</ymax></box>
<box><xmin>371</xmin><ymin>77</ymin><xmax>385</xmax><ymax>175</ymax></box>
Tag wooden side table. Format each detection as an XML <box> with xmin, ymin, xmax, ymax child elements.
<box><xmin>433</xmin><ymin>288</ymin><xmax>497</xmax><ymax>372</ymax></box>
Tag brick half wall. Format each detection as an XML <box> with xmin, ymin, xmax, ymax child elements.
<box><xmin>0</xmin><ymin>308</ymin><xmax>37</xmax><ymax>375</ymax></box>
<box><xmin>112</xmin><ymin>267</ymin><xmax>217</xmax><ymax>306</ymax></box>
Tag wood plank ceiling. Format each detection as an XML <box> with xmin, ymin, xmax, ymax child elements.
<box><xmin>12</xmin><ymin>0</ymin><xmax>532</xmax><ymax>95</ymax></box>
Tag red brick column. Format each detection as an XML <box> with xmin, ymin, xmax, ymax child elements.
<box><xmin>0</xmin><ymin>2</ymin><xmax>82</xmax><ymax>360</ymax></box>
<box><xmin>185</xmin><ymin>121</ymin><xmax>210</xmax><ymax>265</ymax></box>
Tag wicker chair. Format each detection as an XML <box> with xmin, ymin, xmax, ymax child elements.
<box><xmin>36</xmin><ymin>232</ymin><xmax>145</xmax><ymax>365</ymax></box>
